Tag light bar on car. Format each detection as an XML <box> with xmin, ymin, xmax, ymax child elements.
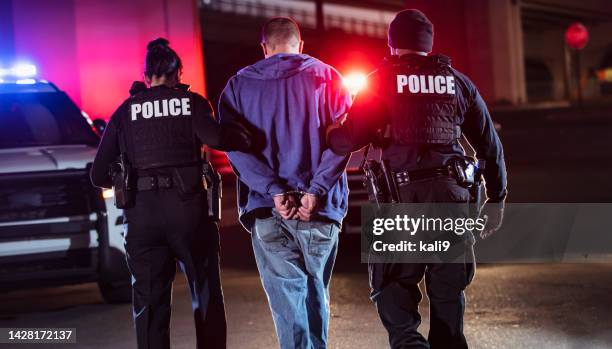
<box><xmin>15</xmin><ymin>78</ymin><xmax>36</xmax><ymax>85</ymax></box>
<box><xmin>0</xmin><ymin>63</ymin><xmax>37</xmax><ymax>78</ymax></box>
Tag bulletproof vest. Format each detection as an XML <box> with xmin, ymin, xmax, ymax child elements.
<box><xmin>119</xmin><ymin>83</ymin><xmax>199</xmax><ymax>170</ymax></box>
<box><xmin>383</xmin><ymin>54</ymin><xmax>461</xmax><ymax>145</ymax></box>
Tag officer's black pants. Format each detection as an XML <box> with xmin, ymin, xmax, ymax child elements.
<box><xmin>124</xmin><ymin>189</ymin><xmax>226</xmax><ymax>349</ymax></box>
<box><xmin>370</xmin><ymin>178</ymin><xmax>476</xmax><ymax>349</ymax></box>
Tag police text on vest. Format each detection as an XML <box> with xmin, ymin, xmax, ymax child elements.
<box><xmin>396</xmin><ymin>75</ymin><xmax>456</xmax><ymax>95</ymax></box>
<box><xmin>131</xmin><ymin>98</ymin><xmax>191</xmax><ymax>121</ymax></box>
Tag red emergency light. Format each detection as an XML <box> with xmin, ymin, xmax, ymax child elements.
<box><xmin>342</xmin><ymin>71</ymin><xmax>368</xmax><ymax>95</ymax></box>
<box><xmin>565</xmin><ymin>22</ymin><xmax>589</xmax><ymax>50</ymax></box>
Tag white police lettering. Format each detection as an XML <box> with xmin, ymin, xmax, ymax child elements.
<box><xmin>131</xmin><ymin>98</ymin><xmax>192</xmax><ymax>121</ymax></box>
<box><xmin>396</xmin><ymin>74</ymin><xmax>456</xmax><ymax>95</ymax></box>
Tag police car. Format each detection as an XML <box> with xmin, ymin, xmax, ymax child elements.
<box><xmin>0</xmin><ymin>64</ymin><xmax>130</xmax><ymax>303</ymax></box>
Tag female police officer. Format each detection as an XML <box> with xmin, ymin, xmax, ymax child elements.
<box><xmin>91</xmin><ymin>38</ymin><xmax>250</xmax><ymax>349</ymax></box>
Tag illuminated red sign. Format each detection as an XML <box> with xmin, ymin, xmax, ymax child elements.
<box><xmin>565</xmin><ymin>22</ymin><xmax>589</xmax><ymax>50</ymax></box>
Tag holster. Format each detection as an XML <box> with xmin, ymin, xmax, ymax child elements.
<box><xmin>202</xmin><ymin>162</ymin><xmax>222</xmax><ymax>222</ymax></box>
<box><xmin>362</xmin><ymin>159</ymin><xmax>399</xmax><ymax>206</ymax></box>
<box><xmin>447</xmin><ymin>157</ymin><xmax>478</xmax><ymax>188</ymax></box>
<box><xmin>110</xmin><ymin>153</ymin><xmax>135</xmax><ymax>209</ymax></box>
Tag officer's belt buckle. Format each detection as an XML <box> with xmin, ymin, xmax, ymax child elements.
<box><xmin>394</xmin><ymin>171</ymin><xmax>411</xmax><ymax>186</ymax></box>
<box><xmin>394</xmin><ymin>167</ymin><xmax>451</xmax><ymax>186</ymax></box>
<box><xmin>137</xmin><ymin>175</ymin><xmax>173</xmax><ymax>191</ymax></box>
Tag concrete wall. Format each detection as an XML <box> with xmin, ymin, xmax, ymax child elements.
<box><xmin>1</xmin><ymin>0</ymin><xmax>205</xmax><ymax>120</ymax></box>
<box><xmin>523</xmin><ymin>25</ymin><xmax>568</xmax><ymax>101</ymax></box>
<box><xmin>521</xmin><ymin>1</ymin><xmax>612</xmax><ymax>103</ymax></box>
<box><xmin>405</xmin><ymin>0</ymin><xmax>612</xmax><ymax>105</ymax></box>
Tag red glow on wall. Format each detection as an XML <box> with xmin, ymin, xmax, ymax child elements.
<box><xmin>9</xmin><ymin>0</ymin><xmax>205</xmax><ymax>121</ymax></box>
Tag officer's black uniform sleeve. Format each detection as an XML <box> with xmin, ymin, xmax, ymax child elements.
<box><xmin>459</xmin><ymin>75</ymin><xmax>508</xmax><ymax>203</ymax></box>
<box><xmin>191</xmin><ymin>93</ymin><xmax>251</xmax><ymax>152</ymax></box>
<box><xmin>90</xmin><ymin>104</ymin><xmax>124</xmax><ymax>189</ymax></box>
<box><xmin>328</xmin><ymin>72</ymin><xmax>390</xmax><ymax>155</ymax></box>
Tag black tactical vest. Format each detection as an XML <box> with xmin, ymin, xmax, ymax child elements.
<box><xmin>382</xmin><ymin>54</ymin><xmax>461</xmax><ymax>145</ymax></box>
<box><xmin>119</xmin><ymin>83</ymin><xmax>200</xmax><ymax>170</ymax></box>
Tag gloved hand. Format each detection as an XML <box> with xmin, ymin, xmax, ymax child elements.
<box><xmin>479</xmin><ymin>202</ymin><xmax>504</xmax><ymax>239</ymax></box>
<box><xmin>273</xmin><ymin>192</ymin><xmax>299</xmax><ymax>220</ymax></box>
<box><xmin>222</xmin><ymin>121</ymin><xmax>252</xmax><ymax>152</ymax></box>
<box><xmin>297</xmin><ymin>193</ymin><xmax>319</xmax><ymax>222</ymax></box>
<box><xmin>325</xmin><ymin>113</ymin><xmax>347</xmax><ymax>141</ymax></box>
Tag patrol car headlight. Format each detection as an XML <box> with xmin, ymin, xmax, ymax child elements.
<box><xmin>102</xmin><ymin>189</ymin><xmax>114</xmax><ymax>199</ymax></box>
<box><xmin>343</xmin><ymin>72</ymin><xmax>367</xmax><ymax>95</ymax></box>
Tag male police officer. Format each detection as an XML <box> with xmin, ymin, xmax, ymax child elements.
<box><xmin>327</xmin><ymin>10</ymin><xmax>507</xmax><ymax>349</ymax></box>
<box><xmin>91</xmin><ymin>38</ymin><xmax>250</xmax><ymax>349</ymax></box>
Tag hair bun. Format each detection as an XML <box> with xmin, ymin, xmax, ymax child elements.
<box><xmin>147</xmin><ymin>37</ymin><xmax>170</xmax><ymax>51</ymax></box>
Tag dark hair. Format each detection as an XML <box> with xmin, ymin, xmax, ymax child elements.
<box><xmin>261</xmin><ymin>17</ymin><xmax>301</xmax><ymax>48</ymax></box>
<box><xmin>144</xmin><ymin>38</ymin><xmax>183</xmax><ymax>79</ymax></box>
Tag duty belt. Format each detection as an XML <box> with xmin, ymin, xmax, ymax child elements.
<box><xmin>136</xmin><ymin>175</ymin><xmax>173</xmax><ymax>191</ymax></box>
<box><xmin>394</xmin><ymin>166</ymin><xmax>452</xmax><ymax>186</ymax></box>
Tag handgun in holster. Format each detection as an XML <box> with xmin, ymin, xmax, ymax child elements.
<box><xmin>110</xmin><ymin>153</ymin><xmax>135</xmax><ymax>209</ymax></box>
<box><xmin>362</xmin><ymin>158</ymin><xmax>400</xmax><ymax>206</ymax></box>
<box><xmin>202</xmin><ymin>161</ymin><xmax>222</xmax><ymax>222</ymax></box>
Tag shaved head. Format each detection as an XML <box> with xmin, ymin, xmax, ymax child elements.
<box><xmin>261</xmin><ymin>17</ymin><xmax>301</xmax><ymax>49</ymax></box>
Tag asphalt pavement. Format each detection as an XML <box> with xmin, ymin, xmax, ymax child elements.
<box><xmin>2</xmin><ymin>229</ymin><xmax>612</xmax><ymax>348</ymax></box>
<box><xmin>2</xmin><ymin>179</ymin><xmax>612</xmax><ymax>348</ymax></box>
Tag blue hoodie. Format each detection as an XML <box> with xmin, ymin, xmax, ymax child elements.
<box><xmin>218</xmin><ymin>53</ymin><xmax>351</xmax><ymax>229</ymax></box>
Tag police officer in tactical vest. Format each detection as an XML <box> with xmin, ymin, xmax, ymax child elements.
<box><xmin>91</xmin><ymin>38</ymin><xmax>250</xmax><ymax>349</ymax></box>
<box><xmin>327</xmin><ymin>10</ymin><xmax>507</xmax><ymax>349</ymax></box>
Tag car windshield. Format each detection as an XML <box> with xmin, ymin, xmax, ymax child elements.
<box><xmin>0</xmin><ymin>91</ymin><xmax>99</xmax><ymax>149</ymax></box>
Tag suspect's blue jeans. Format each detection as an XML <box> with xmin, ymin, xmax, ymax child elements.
<box><xmin>251</xmin><ymin>214</ymin><xmax>340</xmax><ymax>349</ymax></box>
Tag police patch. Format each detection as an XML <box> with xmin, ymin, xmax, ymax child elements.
<box><xmin>131</xmin><ymin>98</ymin><xmax>191</xmax><ymax>121</ymax></box>
<box><xmin>396</xmin><ymin>75</ymin><xmax>456</xmax><ymax>95</ymax></box>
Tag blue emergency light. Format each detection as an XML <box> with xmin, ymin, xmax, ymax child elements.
<box><xmin>0</xmin><ymin>63</ymin><xmax>58</xmax><ymax>93</ymax></box>
<box><xmin>0</xmin><ymin>63</ymin><xmax>38</xmax><ymax>84</ymax></box>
